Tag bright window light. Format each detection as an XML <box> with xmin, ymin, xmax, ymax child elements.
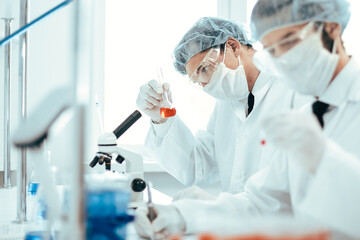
<box><xmin>104</xmin><ymin>0</ymin><xmax>217</xmax><ymax>146</ymax></box>
<box><xmin>342</xmin><ymin>0</ymin><xmax>360</xmax><ymax>57</ymax></box>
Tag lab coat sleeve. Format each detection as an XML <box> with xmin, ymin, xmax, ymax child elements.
<box><xmin>173</xmin><ymin>151</ymin><xmax>293</xmax><ymax>234</ymax></box>
<box><xmin>145</xmin><ymin>106</ymin><xmax>220</xmax><ymax>186</ymax></box>
<box><xmin>299</xmin><ymin>140</ymin><xmax>360</xmax><ymax>238</ymax></box>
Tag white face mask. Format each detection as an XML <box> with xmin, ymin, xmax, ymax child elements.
<box><xmin>203</xmin><ymin>53</ymin><xmax>249</xmax><ymax>101</ymax></box>
<box><xmin>273</xmin><ymin>30</ymin><xmax>339</xmax><ymax>97</ymax></box>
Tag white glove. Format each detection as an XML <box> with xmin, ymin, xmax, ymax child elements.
<box><xmin>172</xmin><ymin>186</ymin><xmax>216</xmax><ymax>202</ymax></box>
<box><xmin>261</xmin><ymin>112</ymin><xmax>326</xmax><ymax>173</ymax></box>
<box><xmin>134</xmin><ymin>204</ymin><xmax>185</xmax><ymax>239</ymax></box>
<box><xmin>136</xmin><ymin>80</ymin><xmax>173</xmax><ymax>124</ymax></box>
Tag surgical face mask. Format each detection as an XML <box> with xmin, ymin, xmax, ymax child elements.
<box><xmin>203</xmin><ymin>49</ymin><xmax>249</xmax><ymax>100</ymax></box>
<box><xmin>254</xmin><ymin>24</ymin><xmax>339</xmax><ymax>97</ymax></box>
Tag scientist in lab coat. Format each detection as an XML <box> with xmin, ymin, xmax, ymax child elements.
<box><xmin>135</xmin><ymin>0</ymin><xmax>360</xmax><ymax>239</ymax></box>
<box><xmin>136</xmin><ymin>17</ymin><xmax>307</xmax><ymax>195</ymax></box>
<box><xmin>251</xmin><ymin>0</ymin><xmax>360</xmax><ymax>237</ymax></box>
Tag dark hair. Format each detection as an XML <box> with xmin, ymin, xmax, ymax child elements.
<box><xmin>220</xmin><ymin>42</ymin><xmax>253</xmax><ymax>51</ymax></box>
<box><xmin>198</xmin><ymin>42</ymin><xmax>253</xmax><ymax>57</ymax></box>
<box><xmin>321</xmin><ymin>27</ymin><xmax>334</xmax><ymax>52</ymax></box>
<box><xmin>320</xmin><ymin>23</ymin><xmax>345</xmax><ymax>53</ymax></box>
<box><xmin>244</xmin><ymin>43</ymin><xmax>253</xmax><ymax>49</ymax></box>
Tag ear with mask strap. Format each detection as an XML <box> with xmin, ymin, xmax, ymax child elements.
<box><xmin>223</xmin><ymin>42</ymin><xmax>242</xmax><ymax>68</ymax></box>
<box><xmin>223</xmin><ymin>43</ymin><xmax>227</xmax><ymax>63</ymax></box>
<box><xmin>332</xmin><ymin>40</ymin><xmax>337</xmax><ymax>54</ymax></box>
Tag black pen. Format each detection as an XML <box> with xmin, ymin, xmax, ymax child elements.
<box><xmin>147</xmin><ymin>182</ymin><xmax>158</xmax><ymax>222</ymax></box>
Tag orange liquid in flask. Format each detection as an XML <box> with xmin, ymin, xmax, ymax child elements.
<box><xmin>156</xmin><ymin>67</ymin><xmax>176</xmax><ymax>118</ymax></box>
<box><xmin>160</xmin><ymin>107</ymin><xmax>176</xmax><ymax>118</ymax></box>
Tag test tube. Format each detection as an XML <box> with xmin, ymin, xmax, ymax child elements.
<box><xmin>95</xmin><ymin>95</ymin><xmax>104</xmax><ymax>134</ymax></box>
<box><xmin>157</xmin><ymin>68</ymin><xmax>176</xmax><ymax>118</ymax></box>
<box><xmin>146</xmin><ymin>182</ymin><xmax>157</xmax><ymax>222</ymax></box>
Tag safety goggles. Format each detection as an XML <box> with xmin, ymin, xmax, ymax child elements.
<box><xmin>262</xmin><ymin>21</ymin><xmax>320</xmax><ymax>58</ymax></box>
<box><xmin>189</xmin><ymin>46</ymin><xmax>221</xmax><ymax>87</ymax></box>
<box><xmin>253</xmin><ymin>21</ymin><xmax>323</xmax><ymax>74</ymax></box>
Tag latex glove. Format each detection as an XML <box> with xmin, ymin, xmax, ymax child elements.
<box><xmin>261</xmin><ymin>112</ymin><xmax>326</xmax><ymax>172</ymax></box>
<box><xmin>172</xmin><ymin>186</ymin><xmax>216</xmax><ymax>201</ymax></box>
<box><xmin>136</xmin><ymin>80</ymin><xmax>173</xmax><ymax>124</ymax></box>
<box><xmin>134</xmin><ymin>204</ymin><xmax>185</xmax><ymax>239</ymax></box>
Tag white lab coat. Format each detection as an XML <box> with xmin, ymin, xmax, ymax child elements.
<box><xmin>145</xmin><ymin>72</ymin><xmax>309</xmax><ymax>193</ymax></box>
<box><xmin>173</xmin><ymin>57</ymin><xmax>360</xmax><ymax>239</ymax></box>
<box><xmin>300</xmin><ymin>56</ymin><xmax>360</xmax><ymax>238</ymax></box>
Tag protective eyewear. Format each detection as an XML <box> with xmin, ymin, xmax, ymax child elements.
<box><xmin>262</xmin><ymin>21</ymin><xmax>320</xmax><ymax>58</ymax></box>
<box><xmin>253</xmin><ymin>22</ymin><xmax>323</xmax><ymax>75</ymax></box>
<box><xmin>189</xmin><ymin>46</ymin><xmax>221</xmax><ymax>87</ymax></box>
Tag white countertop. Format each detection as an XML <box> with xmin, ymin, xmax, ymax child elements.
<box><xmin>0</xmin><ymin>186</ymin><xmax>172</xmax><ymax>240</ymax></box>
<box><xmin>0</xmin><ymin>187</ymin><xmax>31</xmax><ymax>240</ymax></box>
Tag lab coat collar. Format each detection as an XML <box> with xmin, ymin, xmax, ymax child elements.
<box><xmin>252</xmin><ymin>71</ymin><xmax>271</xmax><ymax>93</ymax></box>
<box><xmin>319</xmin><ymin>56</ymin><xmax>360</xmax><ymax>106</ymax></box>
<box><xmin>229</xmin><ymin>72</ymin><xmax>273</xmax><ymax>121</ymax></box>
<box><xmin>252</xmin><ymin>72</ymin><xmax>274</xmax><ymax>110</ymax></box>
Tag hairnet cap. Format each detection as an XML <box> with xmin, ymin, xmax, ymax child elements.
<box><xmin>250</xmin><ymin>0</ymin><xmax>351</xmax><ymax>41</ymax></box>
<box><xmin>173</xmin><ymin>17</ymin><xmax>254</xmax><ymax>75</ymax></box>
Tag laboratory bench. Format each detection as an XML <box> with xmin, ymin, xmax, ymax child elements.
<box><xmin>0</xmin><ymin>184</ymin><xmax>337</xmax><ymax>240</ymax></box>
<box><xmin>0</xmin><ymin>186</ymin><xmax>172</xmax><ymax>240</ymax></box>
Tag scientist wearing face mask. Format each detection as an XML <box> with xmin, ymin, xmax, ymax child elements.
<box><xmin>251</xmin><ymin>0</ymin><xmax>360</xmax><ymax>237</ymax></box>
<box><xmin>135</xmin><ymin>2</ymin><xmax>360</xmax><ymax>239</ymax></box>
<box><xmin>136</xmin><ymin>17</ymin><xmax>307</xmax><ymax>197</ymax></box>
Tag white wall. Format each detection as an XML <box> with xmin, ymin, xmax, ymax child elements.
<box><xmin>342</xmin><ymin>0</ymin><xmax>360</xmax><ymax>57</ymax></box>
<box><xmin>217</xmin><ymin>0</ymin><xmax>248</xmax><ymax>23</ymax></box>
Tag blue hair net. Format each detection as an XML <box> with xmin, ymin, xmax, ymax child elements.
<box><xmin>250</xmin><ymin>0</ymin><xmax>351</xmax><ymax>41</ymax></box>
<box><xmin>173</xmin><ymin>17</ymin><xmax>254</xmax><ymax>75</ymax></box>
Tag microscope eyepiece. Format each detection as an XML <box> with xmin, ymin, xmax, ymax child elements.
<box><xmin>113</xmin><ymin>110</ymin><xmax>142</xmax><ymax>139</ymax></box>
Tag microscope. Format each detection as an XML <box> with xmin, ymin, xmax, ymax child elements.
<box><xmin>89</xmin><ymin>110</ymin><xmax>147</xmax><ymax>206</ymax></box>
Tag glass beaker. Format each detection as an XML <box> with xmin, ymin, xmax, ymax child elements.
<box><xmin>157</xmin><ymin>68</ymin><xmax>176</xmax><ymax>118</ymax></box>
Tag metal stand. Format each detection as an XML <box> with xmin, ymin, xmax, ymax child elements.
<box><xmin>15</xmin><ymin>0</ymin><xmax>29</xmax><ymax>224</ymax></box>
<box><xmin>2</xmin><ymin>18</ymin><xmax>13</xmax><ymax>189</ymax></box>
